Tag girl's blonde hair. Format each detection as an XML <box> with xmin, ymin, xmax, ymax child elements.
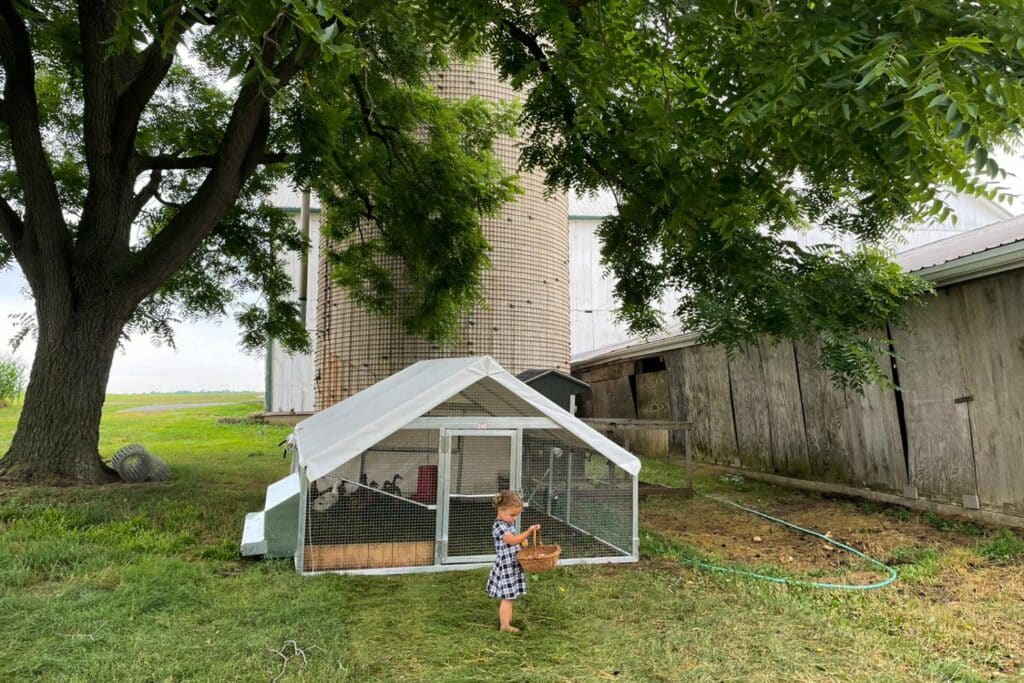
<box><xmin>492</xmin><ymin>490</ymin><xmax>522</xmax><ymax>511</ymax></box>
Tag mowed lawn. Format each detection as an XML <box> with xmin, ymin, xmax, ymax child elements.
<box><xmin>1</xmin><ymin>394</ymin><xmax>1023</xmax><ymax>682</ymax></box>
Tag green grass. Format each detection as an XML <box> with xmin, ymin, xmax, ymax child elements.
<box><xmin>922</xmin><ymin>511</ymin><xmax>984</xmax><ymax>537</ymax></box>
<box><xmin>978</xmin><ymin>529</ymin><xmax>1024</xmax><ymax>562</ymax></box>
<box><xmin>1</xmin><ymin>396</ymin><xmax>1022</xmax><ymax>681</ymax></box>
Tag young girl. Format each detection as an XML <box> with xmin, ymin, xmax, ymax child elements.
<box><xmin>486</xmin><ymin>490</ymin><xmax>540</xmax><ymax>632</ymax></box>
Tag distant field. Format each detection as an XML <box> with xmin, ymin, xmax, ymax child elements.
<box><xmin>103</xmin><ymin>391</ymin><xmax>263</xmax><ymax>410</ymax></box>
<box><xmin>0</xmin><ymin>394</ymin><xmax>1022</xmax><ymax>681</ymax></box>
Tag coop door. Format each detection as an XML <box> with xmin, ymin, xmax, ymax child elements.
<box><xmin>439</xmin><ymin>430</ymin><xmax>520</xmax><ymax>563</ymax></box>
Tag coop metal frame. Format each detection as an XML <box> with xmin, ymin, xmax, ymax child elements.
<box><xmin>295</xmin><ymin>424</ymin><xmax>639</xmax><ymax>576</ymax></box>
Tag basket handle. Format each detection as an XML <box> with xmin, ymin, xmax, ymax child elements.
<box><xmin>532</xmin><ymin>528</ymin><xmax>542</xmax><ymax>548</ymax></box>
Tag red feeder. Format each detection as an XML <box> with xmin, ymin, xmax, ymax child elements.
<box><xmin>413</xmin><ymin>464</ymin><xmax>437</xmax><ymax>504</ymax></box>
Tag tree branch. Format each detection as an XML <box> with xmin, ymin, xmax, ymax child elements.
<box><xmin>500</xmin><ymin>18</ymin><xmax>552</xmax><ymax>69</ymax></box>
<box><xmin>153</xmin><ymin>190</ymin><xmax>184</xmax><ymax>209</ymax></box>
<box><xmin>124</xmin><ymin>31</ymin><xmax>318</xmax><ymax>304</ymax></box>
<box><xmin>0</xmin><ymin>194</ymin><xmax>23</xmax><ymax>247</ymax></box>
<box><xmin>115</xmin><ymin>7</ymin><xmax>210</xmax><ymax>152</ymax></box>
<box><xmin>498</xmin><ymin>15</ymin><xmax>637</xmax><ymax>194</ymax></box>
<box><xmin>131</xmin><ymin>169</ymin><xmax>163</xmax><ymax>217</ymax></box>
<box><xmin>349</xmin><ymin>74</ymin><xmax>401</xmax><ymax>172</ymax></box>
<box><xmin>77</xmin><ymin>3</ymin><xmax>208</xmax><ymax>258</ymax></box>
<box><xmin>0</xmin><ymin>0</ymin><xmax>71</xmax><ymax>280</ymax></box>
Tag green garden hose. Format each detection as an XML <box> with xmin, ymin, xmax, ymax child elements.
<box><xmin>681</xmin><ymin>494</ymin><xmax>898</xmax><ymax>590</ymax></box>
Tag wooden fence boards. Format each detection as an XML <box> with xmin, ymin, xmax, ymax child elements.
<box><xmin>890</xmin><ymin>291</ymin><xmax>978</xmax><ymax>503</ymax></box>
<box><xmin>727</xmin><ymin>344</ymin><xmax>773</xmax><ymax>471</ymax></box>
<box><xmin>680</xmin><ymin>344</ymin><xmax>737</xmax><ymax>463</ymax></box>
<box><xmin>841</xmin><ymin>360</ymin><xmax>906</xmax><ymax>492</ymax></box>
<box><xmin>794</xmin><ymin>341</ymin><xmax>854</xmax><ymax>481</ymax></box>
<box><xmin>577</xmin><ymin>267</ymin><xmax>1024</xmax><ymax>517</ymax></box>
<box><xmin>634</xmin><ymin>371</ymin><xmax>671</xmax><ymax>456</ymax></box>
<box><xmin>758</xmin><ymin>339</ymin><xmax>808</xmax><ymax>474</ymax></box>
<box><xmin>950</xmin><ymin>271</ymin><xmax>1024</xmax><ymax>514</ymax></box>
<box><xmin>664</xmin><ymin>349</ymin><xmax>688</xmax><ymax>454</ymax></box>
<box><xmin>590</xmin><ymin>376</ymin><xmax>636</xmax><ymax>419</ymax></box>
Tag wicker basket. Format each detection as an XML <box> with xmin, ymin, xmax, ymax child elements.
<box><xmin>518</xmin><ymin>529</ymin><xmax>561</xmax><ymax>572</ymax></box>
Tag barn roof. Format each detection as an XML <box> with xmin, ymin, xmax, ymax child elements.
<box><xmin>896</xmin><ymin>213</ymin><xmax>1024</xmax><ymax>285</ymax></box>
<box><xmin>293</xmin><ymin>356</ymin><xmax>640</xmax><ymax>480</ymax></box>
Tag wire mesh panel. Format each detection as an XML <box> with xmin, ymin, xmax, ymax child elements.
<box><xmin>303</xmin><ymin>429</ymin><xmax>440</xmax><ymax>572</ymax></box>
<box><xmin>426</xmin><ymin>377</ymin><xmax>545</xmax><ymax>418</ymax></box>
<box><xmin>444</xmin><ymin>432</ymin><xmax>514</xmax><ymax>560</ymax></box>
<box><xmin>313</xmin><ymin>60</ymin><xmax>570</xmax><ymax>411</ymax></box>
<box><xmin>522</xmin><ymin>429</ymin><xmax>633</xmax><ymax>559</ymax></box>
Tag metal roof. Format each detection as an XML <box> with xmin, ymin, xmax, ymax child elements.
<box><xmin>573</xmin><ymin>214</ymin><xmax>1024</xmax><ymax>369</ymax></box>
<box><xmin>515</xmin><ymin>368</ymin><xmax>590</xmax><ymax>390</ymax></box>
<box><xmin>895</xmin><ymin>213</ymin><xmax>1024</xmax><ymax>286</ymax></box>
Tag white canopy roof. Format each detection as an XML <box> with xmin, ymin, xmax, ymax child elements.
<box><xmin>294</xmin><ymin>356</ymin><xmax>642</xmax><ymax>480</ymax></box>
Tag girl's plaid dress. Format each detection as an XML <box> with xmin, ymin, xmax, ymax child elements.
<box><xmin>486</xmin><ymin>519</ymin><xmax>527</xmax><ymax>600</ymax></box>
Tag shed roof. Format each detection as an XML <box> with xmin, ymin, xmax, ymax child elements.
<box><xmin>573</xmin><ymin>214</ymin><xmax>1024</xmax><ymax>369</ymax></box>
<box><xmin>895</xmin><ymin>213</ymin><xmax>1024</xmax><ymax>285</ymax></box>
<box><xmin>515</xmin><ymin>368</ymin><xmax>590</xmax><ymax>391</ymax></box>
<box><xmin>294</xmin><ymin>356</ymin><xmax>641</xmax><ymax>480</ymax></box>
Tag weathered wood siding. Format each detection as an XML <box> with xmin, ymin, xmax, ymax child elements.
<box><xmin>634</xmin><ymin>371</ymin><xmax>671</xmax><ymax>455</ymax></box>
<box><xmin>678</xmin><ymin>344</ymin><xmax>737</xmax><ymax>463</ymax></box>
<box><xmin>758</xmin><ymin>339</ymin><xmax>808</xmax><ymax>474</ymax></box>
<box><xmin>576</xmin><ymin>268</ymin><xmax>1024</xmax><ymax>518</ymax></box>
<box><xmin>728</xmin><ymin>343</ymin><xmax>773</xmax><ymax>472</ymax></box>
<box><xmin>890</xmin><ymin>290</ymin><xmax>977</xmax><ymax>503</ymax></box>
<box><xmin>948</xmin><ymin>270</ymin><xmax>1024</xmax><ymax>514</ymax></box>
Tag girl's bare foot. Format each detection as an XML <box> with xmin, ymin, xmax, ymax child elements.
<box><xmin>500</xmin><ymin>625</ymin><xmax>520</xmax><ymax>633</ymax></box>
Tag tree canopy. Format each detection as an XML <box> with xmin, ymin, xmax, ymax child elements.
<box><xmin>497</xmin><ymin>0</ymin><xmax>1024</xmax><ymax>385</ymax></box>
<box><xmin>1</xmin><ymin>0</ymin><xmax>1023</xmax><ymax>481</ymax></box>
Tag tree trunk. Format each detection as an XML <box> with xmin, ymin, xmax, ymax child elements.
<box><xmin>0</xmin><ymin>298</ymin><xmax>124</xmax><ymax>484</ymax></box>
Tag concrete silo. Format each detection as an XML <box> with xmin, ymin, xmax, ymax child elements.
<box><xmin>314</xmin><ymin>61</ymin><xmax>570</xmax><ymax>409</ymax></box>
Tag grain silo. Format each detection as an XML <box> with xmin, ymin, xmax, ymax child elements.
<box><xmin>314</xmin><ymin>61</ymin><xmax>570</xmax><ymax>409</ymax></box>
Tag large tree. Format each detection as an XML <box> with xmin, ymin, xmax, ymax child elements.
<box><xmin>1</xmin><ymin>0</ymin><xmax>1023</xmax><ymax>483</ymax></box>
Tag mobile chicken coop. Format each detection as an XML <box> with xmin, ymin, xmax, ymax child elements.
<box><xmin>241</xmin><ymin>356</ymin><xmax>640</xmax><ymax>575</ymax></box>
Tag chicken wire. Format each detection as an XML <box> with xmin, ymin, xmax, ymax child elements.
<box><xmin>302</xmin><ymin>429</ymin><xmax>441</xmax><ymax>573</ymax></box>
<box><xmin>424</xmin><ymin>377</ymin><xmax>542</xmax><ymax>418</ymax></box>
<box><xmin>521</xmin><ymin>430</ymin><xmax>633</xmax><ymax>559</ymax></box>
<box><xmin>299</xmin><ymin>386</ymin><xmax>635</xmax><ymax>573</ymax></box>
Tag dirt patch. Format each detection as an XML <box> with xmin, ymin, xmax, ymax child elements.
<box><xmin>642</xmin><ymin>491</ymin><xmax>976</xmax><ymax>583</ymax></box>
<box><xmin>641</xmin><ymin>481</ymin><xmax>1024</xmax><ymax>675</ymax></box>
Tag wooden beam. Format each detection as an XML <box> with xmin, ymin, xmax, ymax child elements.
<box><xmin>583</xmin><ymin>418</ymin><xmax>691</xmax><ymax>430</ymax></box>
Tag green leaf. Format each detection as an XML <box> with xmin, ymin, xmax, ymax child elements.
<box><xmin>910</xmin><ymin>82</ymin><xmax>940</xmax><ymax>99</ymax></box>
<box><xmin>975</xmin><ymin>146</ymin><xmax>988</xmax><ymax>170</ymax></box>
<box><xmin>945</xmin><ymin>101</ymin><xmax>959</xmax><ymax>122</ymax></box>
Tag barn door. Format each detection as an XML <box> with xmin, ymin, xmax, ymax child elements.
<box><xmin>438</xmin><ymin>429</ymin><xmax>520</xmax><ymax>563</ymax></box>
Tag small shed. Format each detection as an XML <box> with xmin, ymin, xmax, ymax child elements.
<box><xmin>515</xmin><ymin>368</ymin><xmax>590</xmax><ymax>413</ymax></box>
<box><xmin>241</xmin><ymin>356</ymin><xmax>640</xmax><ymax>575</ymax></box>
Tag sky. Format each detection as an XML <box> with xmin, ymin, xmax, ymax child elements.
<box><xmin>1</xmin><ymin>150</ymin><xmax>1023</xmax><ymax>395</ymax></box>
<box><xmin>0</xmin><ymin>274</ymin><xmax>265</xmax><ymax>393</ymax></box>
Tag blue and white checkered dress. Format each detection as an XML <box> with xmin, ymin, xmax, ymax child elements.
<box><xmin>486</xmin><ymin>519</ymin><xmax>527</xmax><ymax>600</ymax></box>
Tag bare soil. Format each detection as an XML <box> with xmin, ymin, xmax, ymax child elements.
<box><xmin>640</xmin><ymin>478</ymin><xmax>1024</xmax><ymax>676</ymax></box>
<box><xmin>643</xmin><ymin>492</ymin><xmax>972</xmax><ymax>576</ymax></box>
